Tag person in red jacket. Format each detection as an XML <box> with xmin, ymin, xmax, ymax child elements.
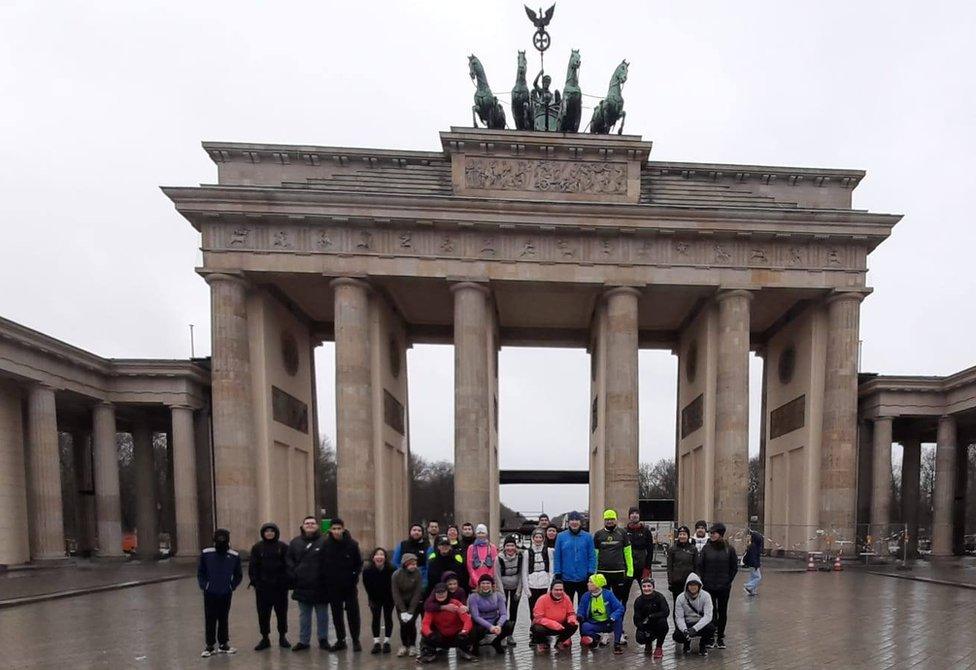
<box><xmin>418</xmin><ymin>583</ymin><xmax>477</xmax><ymax>664</ymax></box>
<box><xmin>530</xmin><ymin>580</ymin><xmax>579</xmax><ymax>653</ymax></box>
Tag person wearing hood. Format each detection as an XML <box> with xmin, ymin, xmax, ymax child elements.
<box><xmin>695</xmin><ymin>522</ymin><xmax>737</xmax><ymax>650</ymax></box>
<box><xmin>496</xmin><ymin>534</ymin><xmax>524</xmax><ymax>644</ymax></box>
<box><xmin>287</xmin><ymin>516</ymin><xmax>330</xmax><ymax>651</ymax></box>
<box><xmin>530</xmin><ymin>579</ymin><xmax>578</xmax><ymax>653</ymax></box>
<box><xmin>624</xmin><ymin>507</ymin><xmax>655</xmax><ymax>587</ymax></box>
<box><xmin>632</xmin><ymin>577</ymin><xmax>669</xmax><ymax>659</ymax></box>
<box><xmin>692</xmin><ymin>520</ymin><xmax>709</xmax><ymax>552</ymax></box>
<box><xmin>391</xmin><ymin>553</ymin><xmax>424</xmax><ymax>657</ymax></box>
<box><xmin>467</xmin><ymin>575</ymin><xmax>515</xmax><ymax>655</ymax></box>
<box><xmin>248</xmin><ymin>522</ymin><xmax>291</xmax><ymax>650</ymax></box>
<box><xmin>593</xmin><ymin>508</ymin><xmax>633</xmax><ymax>626</ymax></box>
<box><xmin>522</xmin><ymin>527</ymin><xmax>555</xmax><ymax>613</ymax></box>
<box><xmin>576</xmin><ymin>573</ymin><xmax>625</xmax><ymax>654</ymax></box>
<box><xmin>418</xmin><ymin>583</ymin><xmax>476</xmax><ymax>663</ymax></box>
<box><xmin>322</xmin><ymin>518</ymin><xmax>363</xmax><ymax>651</ymax></box>
<box><xmin>742</xmin><ymin>528</ymin><xmax>764</xmax><ymax>596</ymax></box>
<box><xmin>666</xmin><ymin>525</ymin><xmax>699</xmax><ymax>603</ymax></box>
<box><xmin>197</xmin><ymin>528</ymin><xmax>243</xmax><ymax>657</ymax></box>
<box><xmin>363</xmin><ymin>547</ymin><xmax>395</xmax><ymax>654</ymax></box>
<box><xmin>672</xmin><ymin>572</ymin><xmax>714</xmax><ymax>656</ymax></box>
<box><xmin>465</xmin><ymin>524</ymin><xmax>499</xmax><ymax>591</ymax></box>
<box><xmin>427</xmin><ymin>535</ymin><xmax>467</xmax><ymax>595</ymax></box>
<box><xmin>393</xmin><ymin>524</ymin><xmax>429</xmax><ymax>583</ymax></box>
<box><xmin>553</xmin><ymin>511</ymin><xmax>596</xmax><ymax>605</ymax></box>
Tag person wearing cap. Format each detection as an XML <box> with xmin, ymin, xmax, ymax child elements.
<box><xmin>467</xmin><ymin>574</ymin><xmax>515</xmax><ymax>655</ymax></box>
<box><xmin>624</xmin><ymin>506</ymin><xmax>654</xmax><ymax>596</ymax></box>
<box><xmin>197</xmin><ymin>528</ymin><xmax>243</xmax><ymax>657</ymax></box>
<box><xmin>633</xmin><ymin>577</ymin><xmax>669</xmax><ymax>658</ymax></box>
<box><xmin>553</xmin><ymin>511</ymin><xmax>597</xmax><ymax>605</ymax></box>
<box><xmin>418</xmin><ymin>583</ymin><xmax>476</xmax><ymax>663</ymax></box>
<box><xmin>392</xmin><ymin>553</ymin><xmax>424</xmax><ymax>657</ymax></box>
<box><xmin>692</xmin><ymin>520</ymin><xmax>709</xmax><ymax>552</ymax></box>
<box><xmin>576</xmin><ymin>573</ymin><xmax>625</xmax><ymax>654</ymax></box>
<box><xmin>465</xmin><ymin>524</ymin><xmax>499</xmax><ymax>591</ymax></box>
<box><xmin>523</xmin><ymin>527</ymin><xmax>555</xmax><ymax>614</ymax></box>
<box><xmin>427</xmin><ymin>535</ymin><xmax>467</xmax><ymax>595</ymax></box>
<box><xmin>593</xmin><ymin>509</ymin><xmax>633</xmax><ymax>626</ymax></box>
<box><xmin>496</xmin><ymin>535</ymin><xmax>524</xmax><ymax>644</ymax></box>
<box><xmin>666</xmin><ymin>525</ymin><xmax>698</xmax><ymax>604</ymax></box>
<box><xmin>393</xmin><ymin>524</ymin><xmax>430</xmax><ymax>583</ymax></box>
<box><xmin>530</xmin><ymin>579</ymin><xmax>578</xmax><ymax>653</ymax></box>
<box><xmin>424</xmin><ymin>571</ymin><xmax>468</xmax><ymax>615</ymax></box>
<box><xmin>672</xmin><ymin>572</ymin><xmax>714</xmax><ymax>656</ymax></box>
<box><xmin>695</xmin><ymin>522</ymin><xmax>737</xmax><ymax>650</ymax></box>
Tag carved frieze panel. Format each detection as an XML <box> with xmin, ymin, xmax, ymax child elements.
<box><xmin>463</xmin><ymin>158</ymin><xmax>628</xmax><ymax>196</ymax></box>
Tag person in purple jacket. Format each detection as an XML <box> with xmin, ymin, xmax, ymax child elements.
<box><xmin>466</xmin><ymin>575</ymin><xmax>515</xmax><ymax>655</ymax></box>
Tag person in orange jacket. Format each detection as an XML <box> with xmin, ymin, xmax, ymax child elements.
<box><xmin>418</xmin><ymin>583</ymin><xmax>477</xmax><ymax>663</ymax></box>
<box><xmin>529</xmin><ymin>580</ymin><xmax>579</xmax><ymax>653</ymax></box>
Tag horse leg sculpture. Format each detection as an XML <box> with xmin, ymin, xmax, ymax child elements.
<box><xmin>618</xmin><ymin>110</ymin><xmax>626</xmax><ymax>135</ymax></box>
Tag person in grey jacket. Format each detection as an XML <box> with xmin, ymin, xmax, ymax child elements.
<box><xmin>392</xmin><ymin>553</ymin><xmax>424</xmax><ymax>657</ymax></box>
<box><xmin>672</xmin><ymin>573</ymin><xmax>714</xmax><ymax>656</ymax></box>
<box><xmin>495</xmin><ymin>535</ymin><xmax>524</xmax><ymax>645</ymax></box>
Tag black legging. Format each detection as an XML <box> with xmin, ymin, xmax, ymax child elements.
<box><xmin>472</xmin><ymin>620</ymin><xmax>515</xmax><ymax>654</ymax></box>
<box><xmin>562</xmin><ymin>580</ymin><xmax>587</xmax><ymax>605</ymax></box>
<box><xmin>527</xmin><ymin>588</ymin><xmax>548</xmax><ymax>615</ymax></box>
<box><xmin>397</xmin><ymin>606</ymin><xmax>420</xmax><ymax>647</ymax></box>
<box><xmin>530</xmin><ymin>622</ymin><xmax>578</xmax><ymax>645</ymax></box>
<box><xmin>705</xmin><ymin>587</ymin><xmax>730</xmax><ymax>639</ymax></box>
<box><xmin>503</xmin><ymin>589</ymin><xmax>521</xmax><ymax>623</ymax></box>
<box><xmin>369</xmin><ymin>600</ymin><xmax>394</xmax><ymax>638</ymax></box>
<box><xmin>635</xmin><ymin>619</ymin><xmax>669</xmax><ymax>647</ymax></box>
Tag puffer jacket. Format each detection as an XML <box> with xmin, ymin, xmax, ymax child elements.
<box><xmin>248</xmin><ymin>522</ymin><xmax>289</xmax><ymax>590</ymax></box>
<box><xmin>696</xmin><ymin>539</ymin><xmax>738</xmax><ymax>591</ymax></box>
<box><xmin>286</xmin><ymin>530</ymin><xmax>327</xmax><ymax>603</ymax></box>
<box><xmin>321</xmin><ymin>529</ymin><xmax>363</xmax><ymax>597</ymax></box>
<box><xmin>666</xmin><ymin>541</ymin><xmax>698</xmax><ymax>589</ymax></box>
<box><xmin>420</xmin><ymin>600</ymin><xmax>472</xmax><ymax>638</ymax></box>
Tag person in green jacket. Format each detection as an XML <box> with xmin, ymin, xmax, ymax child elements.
<box><xmin>592</xmin><ymin>509</ymin><xmax>633</xmax><ymax>643</ymax></box>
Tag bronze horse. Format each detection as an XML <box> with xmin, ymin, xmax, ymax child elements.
<box><xmin>511</xmin><ymin>51</ymin><xmax>532</xmax><ymax>131</ymax></box>
<box><xmin>469</xmin><ymin>55</ymin><xmax>506</xmax><ymax>130</ymax></box>
<box><xmin>557</xmin><ymin>49</ymin><xmax>582</xmax><ymax>133</ymax></box>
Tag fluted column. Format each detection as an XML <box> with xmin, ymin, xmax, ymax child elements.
<box><xmin>27</xmin><ymin>383</ymin><xmax>64</xmax><ymax>560</ymax></box>
<box><xmin>869</xmin><ymin>417</ymin><xmax>893</xmax><ymax>552</ymax></box>
<box><xmin>206</xmin><ymin>272</ymin><xmax>257</xmax><ymax>548</ymax></box>
<box><xmin>931</xmin><ymin>415</ymin><xmax>958</xmax><ymax>556</ymax></box>
<box><xmin>819</xmin><ymin>291</ymin><xmax>864</xmax><ymax>536</ymax></box>
<box><xmin>0</xmin><ymin>381</ymin><xmax>30</xmax><ymax>565</ymax></box>
<box><xmin>900</xmin><ymin>435</ymin><xmax>921</xmax><ymax>558</ymax></box>
<box><xmin>714</xmin><ymin>289</ymin><xmax>752</xmax><ymax>526</ymax></box>
<box><xmin>171</xmin><ymin>405</ymin><xmax>200</xmax><ymax>556</ymax></box>
<box><xmin>132</xmin><ymin>422</ymin><xmax>158</xmax><ymax>560</ymax></box>
<box><xmin>452</xmin><ymin>282</ymin><xmax>493</xmax><ymax>530</ymax></box>
<box><xmin>93</xmin><ymin>402</ymin><xmax>123</xmax><ymax>557</ymax></box>
<box><xmin>603</xmin><ymin>287</ymin><xmax>640</xmax><ymax>516</ymax></box>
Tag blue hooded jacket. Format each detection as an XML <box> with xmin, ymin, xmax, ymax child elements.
<box><xmin>577</xmin><ymin>587</ymin><xmax>625</xmax><ymax>623</ymax></box>
<box><xmin>553</xmin><ymin>528</ymin><xmax>597</xmax><ymax>582</ymax></box>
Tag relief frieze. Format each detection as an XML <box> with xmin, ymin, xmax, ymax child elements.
<box><xmin>463</xmin><ymin>157</ymin><xmax>627</xmax><ymax>195</ymax></box>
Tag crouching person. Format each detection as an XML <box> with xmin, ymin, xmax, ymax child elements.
<box><xmin>577</xmin><ymin>574</ymin><xmax>625</xmax><ymax>655</ymax></box>
<box><xmin>529</xmin><ymin>579</ymin><xmax>578</xmax><ymax>653</ymax></box>
<box><xmin>418</xmin><ymin>583</ymin><xmax>476</xmax><ymax>664</ymax></box>
<box><xmin>198</xmin><ymin>528</ymin><xmax>243</xmax><ymax>657</ymax></box>
<box><xmin>633</xmin><ymin>577</ymin><xmax>669</xmax><ymax>658</ymax></box>
<box><xmin>673</xmin><ymin>572</ymin><xmax>715</xmax><ymax>657</ymax></box>
<box><xmin>468</xmin><ymin>575</ymin><xmax>515</xmax><ymax>655</ymax></box>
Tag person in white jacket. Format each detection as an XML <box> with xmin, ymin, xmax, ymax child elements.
<box><xmin>522</xmin><ymin>527</ymin><xmax>555</xmax><ymax>615</ymax></box>
<box><xmin>672</xmin><ymin>572</ymin><xmax>715</xmax><ymax>656</ymax></box>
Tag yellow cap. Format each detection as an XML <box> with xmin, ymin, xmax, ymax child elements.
<box><xmin>603</xmin><ymin>509</ymin><xmax>617</xmax><ymax>520</ymax></box>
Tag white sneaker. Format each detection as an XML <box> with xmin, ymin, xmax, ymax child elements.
<box><xmin>201</xmin><ymin>648</ymin><xmax>214</xmax><ymax>658</ymax></box>
<box><xmin>408</xmin><ymin>646</ymin><xmax>418</xmax><ymax>657</ymax></box>
<box><xmin>218</xmin><ymin>646</ymin><xmax>237</xmax><ymax>654</ymax></box>
<box><xmin>620</xmin><ymin>633</ymin><xmax>628</xmax><ymax>645</ymax></box>
<box><xmin>599</xmin><ymin>633</ymin><xmax>610</xmax><ymax>647</ymax></box>
<box><xmin>397</xmin><ymin>646</ymin><xmax>408</xmax><ymax>657</ymax></box>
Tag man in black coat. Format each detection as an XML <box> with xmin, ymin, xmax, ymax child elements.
<box><xmin>695</xmin><ymin>522</ymin><xmax>738</xmax><ymax>650</ymax></box>
<box><xmin>286</xmin><ymin>516</ymin><xmax>330</xmax><ymax>651</ymax></box>
<box><xmin>249</xmin><ymin>522</ymin><xmax>291</xmax><ymax>650</ymax></box>
<box><xmin>322</xmin><ymin>518</ymin><xmax>363</xmax><ymax>652</ymax></box>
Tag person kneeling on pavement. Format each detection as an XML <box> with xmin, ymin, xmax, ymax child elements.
<box><xmin>633</xmin><ymin>577</ymin><xmax>669</xmax><ymax>659</ymax></box>
<box><xmin>530</xmin><ymin>579</ymin><xmax>578</xmax><ymax>653</ymax></box>
<box><xmin>673</xmin><ymin>572</ymin><xmax>715</xmax><ymax>657</ymax></box>
<box><xmin>418</xmin><ymin>583</ymin><xmax>476</xmax><ymax>664</ymax></box>
<box><xmin>577</xmin><ymin>573</ymin><xmax>625</xmax><ymax>655</ymax></box>
<box><xmin>468</xmin><ymin>575</ymin><xmax>515</xmax><ymax>655</ymax></box>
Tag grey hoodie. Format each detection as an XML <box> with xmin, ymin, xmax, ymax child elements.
<box><xmin>673</xmin><ymin>572</ymin><xmax>713</xmax><ymax>633</ymax></box>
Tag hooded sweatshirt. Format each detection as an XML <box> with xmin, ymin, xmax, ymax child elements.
<box><xmin>248</xmin><ymin>522</ymin><xmax>289</xmax><ymax>590</ymax></box>
<box><xmin>673</xmin><ymin>573</ymin><xmax>713</xmax><ymax>633</ymax></box>
<box><xmin>522</xmin><ymin>542</ymin><xmax>554</xmax><ymax>590</ymax></box>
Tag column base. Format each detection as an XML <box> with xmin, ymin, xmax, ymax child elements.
<box><xmin>93</xmin><ymin>553</ymin><xmax>130</xmax><ymax>562</ymax></box>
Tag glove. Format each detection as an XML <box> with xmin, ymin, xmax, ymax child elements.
<box><xmin>685</xmin><ymin>627</ymin><xmax>698</xmax><ymax>637</ymax></box>
<box><xmin>400</xmin><ymin>612</ymin><xmax>412</xmax><ymax>623</ymax></box>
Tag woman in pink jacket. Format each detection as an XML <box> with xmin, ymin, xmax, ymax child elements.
<box><xmin>465</xmin><ymin>524</ymin><xmax>499</xmax><ymax>591</ymax></box>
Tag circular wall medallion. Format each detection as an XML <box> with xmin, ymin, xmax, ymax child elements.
<box><xmin>778</xmin><ymin>345</ymin><xmax>796</xmax><ymax>385</ymax></box>
<box><xmin>389</xmin><ymin>336</ymin><xmax>401</xmax><ymax>379</ymax></box>
<box><xmin>686</xmin><ymin>340</ymin><xmax>698</xmax><ymax>383</ymax></box>
<box><xmin>281</xmin><ymin>331</ymin><xmax>299</xmax><ymax>377</ymax></box>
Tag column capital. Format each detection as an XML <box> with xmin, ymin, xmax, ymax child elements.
<box><xmin>824</xmin><ymin>288</ymin><xmax>871</xmax><ymax>306</ymax></box>
<box><xmin>716</xmin><ymin>288</ymin><xmax>755</xmax><ymax>303</ymax></box>
<box><xmin>450</xmin><ymin>281</ymin><xmax>491</xmax><ymax>297</ymax></box>
<box><xmin>873</xmin><ymin>415</ymin><xmax>894</xmax><ymax>425</ymax></box>
<box><xmin>167</xmin><ymin>404</ymin><xmax>195</xmax><ymax>412</ymax></box>
<box><xmin>203</xmin><ymin>272</ymin><xmax>250</xmax><ymax>289</ymax></box>
<box><xmin>330</xmin><ymin>276</ymin><xmax>372</xmax><ymax>292</ymax></box>
<box><xmin>602</xmin><ymin>285</ymin><xmax>642</xmax><ymax>300</ymax></box>
<box><xmin>94</xmin><ymin>400</ymin><xmax>114</xmax><ymax>409</ymax></box>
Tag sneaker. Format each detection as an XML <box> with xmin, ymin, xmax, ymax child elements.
<box><xmin>279</xmin><ymin>636</ymin><xmax>291</xmax><ymax>648</ymax></box>
<box><xmin>743</xmin><ymin>586</ymin><xmax>755</xmax><ymax>596</ymax></box>
<box><xmin>217</xmin><ymin>645</ymin><xmax>236</xmax><ymax>654</ymax></box>
<box><xmin>580</xmin><ymin>635</ymin><xmax>594</xmax><ymax>649</ymax></box>
<box><xmin>457</xmin><ymin>649</ymin><xmax>476</xmax><ymax>661</ymax></box>
<box><xmin>383</xmin><ymin>642</ymin><xmax>391</xmax><ymax>653</ymax></box>
<box><xmin>352</xmin><ymin>640</ymin><xmax>363</xmax><ymax>652</ymax></box>
<box><xmin>559</xmin><ymin>638</ymin><xmax>573</xmax><ymax>651</ymax></box>
<box><xmin>371</xmin><ymin>642</ymin><xmax>382</xmax><ymax>654</ymax></box>
<box><xmin>397</xmin><ymin>646</ymin><xmax>409</xmax><ymax>657</ymax></box>
<box><xmin>598</xmin><ymin>633</ymin><xmax>610</xmax><ymax>647</ymax></box>
<box><xmin>254</xmin><ymin>637</ymin><xmax>271</xmax><ymax>651</ymax></box>
<box><xmin>716</xmin><ymin>638</ymin><xmax>727</xmax><ymax>649</ymax></box>
<box><xmin>682</xmin><ymin>641</ymin><xmax>691</xmax><ymax>654</ymax></box>
<box><xmin>292</xmin><ymin>642</ymin><xmax>310</xmax><ymax>652</ymax></box>
<box><xmin>330</xmin><ymin>640</ymin><xmax>347</xmax><ymax>652</ymax></box>
<box><xmin>200</xmin><ymin>647</ymin><xmax>214</xmax><ymax>658</ymax></box>
<box><xmin>653</xmin><ymin>645</ymin><xmax>664</xmax><ymax>659</ymax></box>
<box><xmin>408</xmin><ymin>646</ymin><xmax>419</xmax><ymax>657</ymax></box>
<box><xmin>613</xmin><ymin>644</ymin><xmax>624</xmax><ymax>655</ymax></box>
<box><xmin>699</xmin><ymin>646</ymin><xmax>709</xmax><ymax>657</ymax></box>
<box><xmin>417</xmin><ymin>652</ymin><xmax>437</xmax><ymax>664</ymax></box>
<box><xmin>620</xmin><ymin>633</ymin><xmax>628</xmax><ymax>646</ymax></box>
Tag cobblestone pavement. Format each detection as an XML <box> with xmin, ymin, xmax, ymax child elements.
<box><xmin>3</xmin><ymin>568</ymin><xmax>976</xmax><ymax>670</ymax></box>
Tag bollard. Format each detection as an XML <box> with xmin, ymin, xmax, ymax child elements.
<box><xmin>833</xmin><ymin>552</ymin><xmax>843</xmax><ymax>572</ymax></box>
<box><xmin>807</xmin><ymin>553</ymin><xmax>816</xmax><ymax>571</ymax></box>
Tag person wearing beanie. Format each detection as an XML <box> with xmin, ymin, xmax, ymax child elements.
<box><xmin>362</xmin><ymin>547</ymin><xmax>395</xmax><ymax>654</ymax></box>
<box><xmin>523</xmin><ymin>527</ymin><xmax>555</xmax><ymax>613</ymax></box>
<box><xmin>692</xmin><ymin>520</ymin><xmax>709</xmax><ymax>552</ymax></box>
<box><xmin>418</xmin><ymin>583</ymin><xmax>476</xmax><ymax>663</ymax></box>
<box><xmin>322</xmin><ymin>518</ymin><xmax>363</xmax><ymax>652</ymax></box>
<box><xmin>197</xmin><ymin>528</ymin><xmax>242</xmax><ymax>657</ymax></box>
<box><xmin>553</xmin><ymin>511</ymin><xmax>596</xmax><ymax>605</ymax></box>
<box><xmin>576</xmin><ymin>573</ymin><xmax>625</xmax><ymax>654</ymax></box>
<box><xmin>530</xmin><ymin>580</ymin><xmax>578</xmax><ymax>653</ymax></box>
<box><xmin>248</xmin><ymin>522</ymin><xmax>291</xmax><ymax>651</ymax></box>
<box><xmin>393</xmin><ymin>524</ymin><xmax>430</xmax><ymax>584</ymax></box>
<box><xmin>593</xmin><ymin>508</ymin><xmax>633</xmax><ymax>636</ymax></box>
<box><xmin>427</xmin><ymin>535</ymin><xmax>467</xmax><ymax>595</ymax></box>
<box><xmin>632</xmin><ymin>577</ymin><xmax>669</xmax><ymax>658</ymax></box>
<box><xmin>673</xmin><ymin>573</ymin><xmax>714</xmax><ymax>656</ymax></box>
<box><xmin>465</xmin><ymin>524</ymin><xmax>499</xmax><ymax>591</ymax></box>
<box><xmin>286</xmin><ymin>516</ymin><xmax>330</xmax><ymax>651</ymax></box>
<box><xmin>392</xmin><ymin>553</ymin><xmax>424</xmax><ymax>657</ymax></box>
<box><xmin>496</xmin><ymin>534</ymin><xmax>524</xmax><ymax>644</ymax></box>
<box><xmin>695</xmin><ymin>522</ymin><xmax>737</xmax><ymax>649</ymax></box>
<box><xmin>666</xmin><ymin>525</ymin><xmax>698</xmax><ymax>603</ymax></box>
<box><xmin>467</xmin><ymin>575</ymin><xmax>515</xmax><ymax>655</ymax></box>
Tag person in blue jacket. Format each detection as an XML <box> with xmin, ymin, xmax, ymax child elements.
<box><xmin>553</xmin><ymin>511</ymin><xmax>597</xmax><ymax>605</ymax></box>
<box><xmin>197</xmin><ymin>528</ymin><xmax>243</xmax><ymax>657</ymax></box>
<box><xmin>577</xmin><ymin>573</ymin><xmax>625</xmax><ymax>654</ymax></box>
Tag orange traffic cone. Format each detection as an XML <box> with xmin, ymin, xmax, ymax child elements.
<box><xmin>806</xmin><ymin>554</ymin><xmax>816</xmax><ymax>571</ymax></box>
<box><xmin>833</xmin><ymin>553</ymin><xmax>843</xmax><ymax>571</ymax></box>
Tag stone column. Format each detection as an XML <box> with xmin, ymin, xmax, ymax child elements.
<box><xmin>193</xmin><ymin>407</ymin><xmax>215</xmax><ymax>549</ymax></box>
<box><xmin>0</xmin><ymin>381</ymin><xmax>30</xmax><ymax>565</ymax></box>
<box><xmin>26</xmin><ymin>383</ymin><xmax>64</xmax><ymax>560</ymax></box>
<box><xmin>869</xmin><ymin>417</ymin><xmax>893</xmax><ymax>552</ymax></box>
<box><xmin>931</xmin><ymin>415</ymin><xmax>958</xmax><ymax>556</ymax></box>
<box><xmin>603</xmin><ymin>287</ymin><xmax>640</xmax><ymax>516</ymax></box>
<box><xmin>332</xmin><ymin>278</ymin><xmax>375</xmax><ymax>543</ymax></box>
<box><xmin>71</xmin><ymin>430</ymin><xmax>96</xmax><ymax>555</ymax></box>
<box><xmin>900</xmin><ymin>434</ymin><xmax>921</xmax><ymax>558</ymax></box>
<box><xmin>132</xmin><ymin>422</ymin><xmax>158</xmax><ymax>560</ymax></box>
<box><xmin>452</xmin><ymin>282</ymin><xmax>493</xmax><ymax>530</ymax></box>
<box><xmin>170</xmin><ymin>405</ymin><xmax>200</xmax><ymax>556</ymax></box>
<box><xmin>93</xmin><ymin>402</ymin><xmax>123</xmax><ymax>557</ymax></box>
<box><xmin>206</xmin><ymin>273</ymin><xmax>257</xmax><ymax>548</ymax></box>
<box><xmin>714</xmin><ymin>289</ymin><xmax>752</xmax><ymax>526</ymax></box>
<box><xmin>819</xmin><ymin>291</ymin><xmax>864</xmax><ymax>537</ymax></box>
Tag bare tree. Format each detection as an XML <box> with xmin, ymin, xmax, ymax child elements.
<box><xmin>639</xmin><ymin>458</ymin><xmax>676</xmax><ymax>500</ymax></box>
<box><xmin>747</xmin><ymin>455</ymin><xmax>761</xmax><ymax>521</ymax></box>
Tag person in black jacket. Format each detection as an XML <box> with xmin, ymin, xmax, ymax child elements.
<box><xmin>695</xmin><ymin>522</ymin><xmax>738</xmax><ymax>649</ymax></box>
<box><xmin>624</xmin><ymin>507</ymin><xmax>655</xmax><ymax>597</ymax></box>
<box><xmin>197</xmin><ymin>528</ymin><xmax>243</xmax><ymax>657</ymax></box>
<box><xmin>249</xmin><ymin>522</ymin><xmax>291</xmax><ymax>650</ymax></box>
<box><xmin>322</xmin><ymin>518</ymin><xmax>363</xmax><ymax>651</ymax></box>
<box><xmin>363</xmin><ymin>547</ymin><xmax>395</xmax><ymax>654</ymax></box>
<box><xmin>632</xmin><ymin>577</ymin><xmax>669</xmax><ymax>658</ymax></box>
<box><xmin>426</xmin><ymin>535</ymin><xmax>467</xmax><ymax>596</ymax></box>
<box><xmin>286</xmin><ymin>516</ymin><xmax>330</xmax><ymax>651</ymax></box>
<box><xmin>666</xmin><ymin>525</ymin><xmax>698</xmax><ymax>603</ymax></box>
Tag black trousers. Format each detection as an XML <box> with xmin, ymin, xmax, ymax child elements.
<box><xmin>369</xmin><ymin>600</ymin><xmax>394</xmax><ymax>638</ymax></box>
<box><xmin>529</xmin><ymin>622</ymin><xmax>578</xmax><ymax>645</ymax></box>
<box><xmin>705</xmin><ymin>587</ymin><xmax>730</xmax><ymax>639</ymax></box>
<box><xmin>472</xmin><ymin>620</ymin><xmax>515</xmax><ymax>654</ymax></box>
<box><xmin>563</xmin><ymin>580</ymin><xmax>587</xmax><ymax>605</ymax></box>
<box><xmin>330</xmin><ymin>589</ymin><xmax>361</xmax><ymax>642</ymax></box>
<box><xmin>668</xmin><ymin>584</ymin><xmax>683</xmax><ymax>604</ymax></box>
<box><xmin>674</xmin><ymin>622</ymin><xmax>715</xmax><ymax>649</ymax></box>
<box><xmin>503</xmin><ymin>589</ymin><xmax>521</xmax><ymax>623</ymax></box>
<box><xmin>398</xmin><ymin>609</ymin><xmax>419</xmax><ymax>647</ymax></box>
<box><xmin>600</xmin><ymin>572</ymin><xmax>631</xmax><ymax>609</ymax></box>
<box><xmin>203</xmin><ymin>593</ymin><xmax>232</xmax><ymax>648</ymax></box>
<box><xmin>255</xmin><ymin>587</ymin><xmax>288</xmax><ymax>637</ymax></box>
<box><xmin>420</xmin><ymin>631</ymin><xmax>471</xmax><ymax>654</ymax></box>
<box><xmin>527</xmin><ymin>588</ymin><xmax>548</xmax><ymax>615</ymax></box>
<box><xmin>635</xmin><ymin>618</ymin><xmax>669</xmax><ymax>647</ymax></box>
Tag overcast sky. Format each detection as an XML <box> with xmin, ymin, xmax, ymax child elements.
<box><xmin>2</xmin><ymin>2</ymin><xmax>974</xmax><ymax>518</ymax></box>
